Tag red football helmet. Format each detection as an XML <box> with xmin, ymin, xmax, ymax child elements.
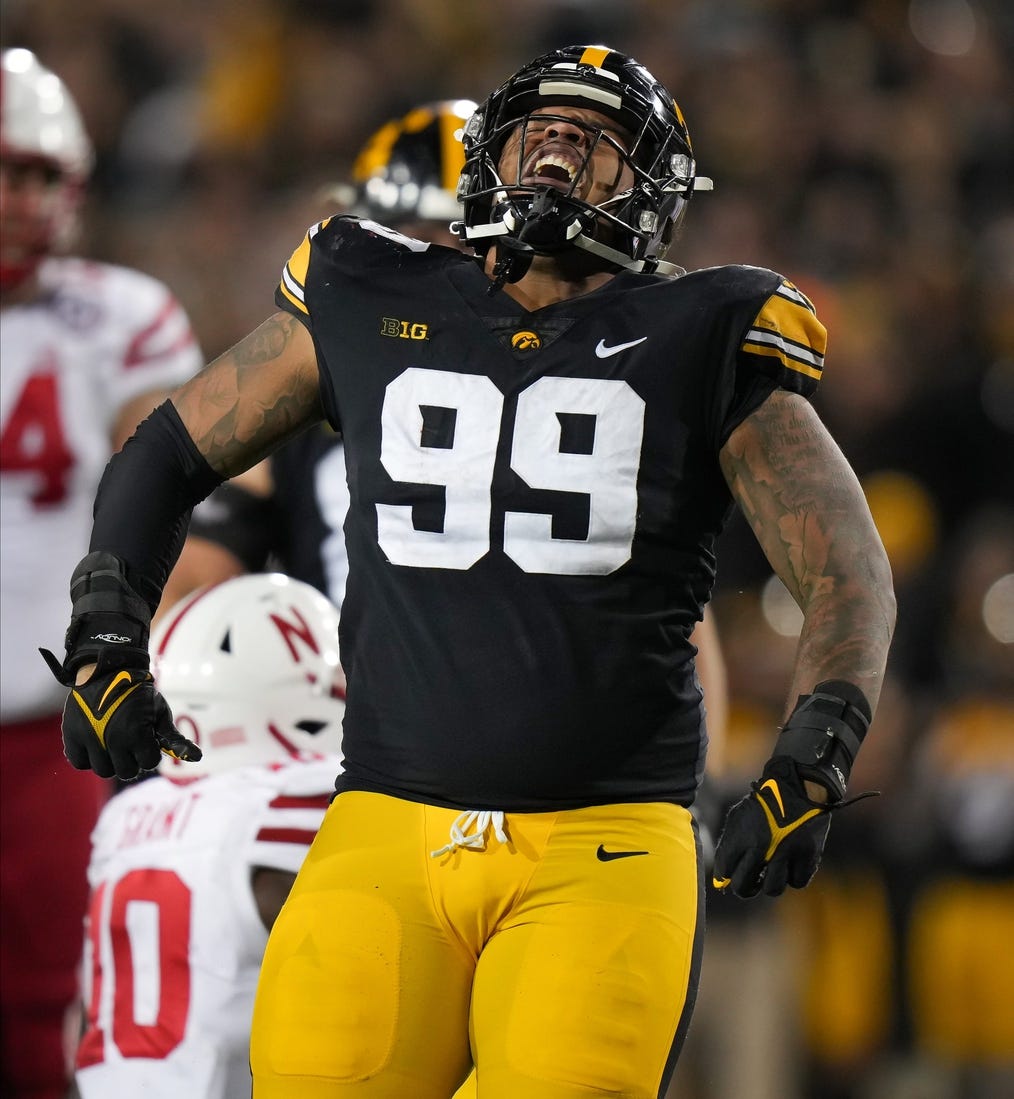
<box><xmin>1</xmin><ymin>48</ymin><xmax>93</xmax><ymax>291</ymax></box>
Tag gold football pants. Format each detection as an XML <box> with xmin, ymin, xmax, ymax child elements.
<box><xmin>251</xmin><ymin>791</ymin><xmax>703</xmax><ymax>1098</ymax></box>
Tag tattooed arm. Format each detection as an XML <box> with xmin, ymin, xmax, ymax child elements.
<box><xmin>711</xmin><ymin>390</ymin><xmax>895</xmax><ymax>894</ymax></box>
<box><xmin>42</xmin><ymin>315</ymin><xmax>320</xmax><ymax>776</ymax></box>
<box><xmin>61</xmin><ymin>313</ymin><xmax>324</xmax><ymax>687</ymax></box>
<box><xmin>171</xmin><ymin>311</ymin><xmax>323</xmax><ymax>476</ymax></box>
<box><xmin>150</xmin><ymin>314</ymin><xmax>320</xmax><ymax>619</ymax></box>
<box><xmin>720</xmin><ymin>390</ymin><xmax>896</xmax><ymax>715</ymax></box>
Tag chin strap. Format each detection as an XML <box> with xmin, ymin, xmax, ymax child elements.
<box><xmin>571</xmin><ymin>233</ymin><xmax>684</xmax><ymax>277</ymax></box>
<box><xmin>488</xmin><ymin>238</ymin><xmax>535</xmax><ymax>291</ymax></box>
<box><xmin>456</xmin><ymin>212</ymin><xmax>685</xmax><ymax>292</ymax></box>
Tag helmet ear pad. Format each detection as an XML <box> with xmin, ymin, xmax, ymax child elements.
<box><xmin>150</xmin><ymin>574</ymin><xmax>345</xmax><ymax>779</ymax></box>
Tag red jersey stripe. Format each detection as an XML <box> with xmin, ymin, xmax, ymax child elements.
<box><xmin>268</xmin><ymin>794</ymin><xmax>332</xmax><ymax>811</ymax></box>
<box><xmin>123</xmin><ymin>296</ymin><xmax>196</xmax><ymax>368</ymax></box>
<box><xmin>255</xmin><ymin>827</ymin><xmax>319</xmax><ymax>845</ymax></box>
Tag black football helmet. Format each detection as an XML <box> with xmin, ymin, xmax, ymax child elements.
<box><xmin>345</xmin><ymin>99</ymin><xmax>477</xmax><ymax>226</ymax></box>
<box><xmin>456</xmin><ymin>45</ymin><xmax>712</xmax><ymax>284</ymax></box>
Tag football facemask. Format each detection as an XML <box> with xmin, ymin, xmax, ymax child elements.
<box><xmin>457</xmin><ymin>45</ymin><xmax>713</xmax><ymax>284</ymax></box>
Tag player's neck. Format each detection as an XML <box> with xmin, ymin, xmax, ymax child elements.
<box><xmin>485</xmin><ymin>249</ymin><xmax>616</xmax><ymax>311</ymax></box>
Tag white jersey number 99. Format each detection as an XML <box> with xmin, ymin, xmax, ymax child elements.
<box><xmin>377</xmin><ymin>367</ymin><xmax>645</xmax><ymax>575</ymax></box>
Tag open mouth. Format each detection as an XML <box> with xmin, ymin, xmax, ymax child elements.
<box><xmin>522</xmin><ymin>151</ymin><xmax>582</xmax><ymax>192</ymax></box>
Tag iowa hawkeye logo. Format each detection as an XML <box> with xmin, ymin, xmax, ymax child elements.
<box><xmin>381</xmin><ymin>317</ymin><xmax>429</xmax><ymax>340</ymax></box>
<box><xmin>511</xmin><ymin>330</ymin><xmax>541</xmax><ymax>354</ymax></box>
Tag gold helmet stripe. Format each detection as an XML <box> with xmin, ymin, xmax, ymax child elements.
<box><xmin>574</xmin><ymin>47</ymin><xmax>689</xmax><ymax>146</ymax></box>
<box><xmin>402</xmin><ymin>105</ymin><xmax>436</xmax><ymax>133</ymax></box>
<box><xmin>673</xmin><ymin>100</ymin><xmax>688</xmax><ymax>132</ymax></box>
<box><xmin>578</xmin><ymin>46</ymin><xmax>611</xmax><ymax>69</ymax></box>
<box><xmin>352</xmin><ymin>117</ymin><xmax>402</xmax><ymax>183</ymax></box>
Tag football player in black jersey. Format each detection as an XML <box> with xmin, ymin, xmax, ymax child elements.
<box><xmin>44</xmin><ymin>46</ymin><xmax>895</xmax><ymax>1098</ymax></box>
<box><xmin>159</xmin><ymin>99</ymin><xmax>479</xmax><ymax>611</ymax></box>
<box><xmin>161</xmin><ymin>94</ymin><xmax>730</xmax><ymax>770</ymax></box>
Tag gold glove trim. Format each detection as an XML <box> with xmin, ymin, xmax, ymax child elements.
<box><xmin>712</xmin><ymin>778</ymin><xmax>826</xmax><ymax>891</ymax></box>
<box><xmin>71</xmin><ymin>671</ymin><xmax>145</xmax><ymax>749</ymax></box>
<box><xmin>756</xmin><ymin>779</ymin><xmax>825</xmax><ymax>861</ymax></box>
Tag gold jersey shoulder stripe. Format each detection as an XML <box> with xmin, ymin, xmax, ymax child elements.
<box><xmin>741</xmin><ymin>281</ymin><xmax>827</xmax><ymax>380</ymax></box>
<box><xmin>277</xmin><ymin>220</ymin><xmax>328</xmax><ymax>316</ymax></box>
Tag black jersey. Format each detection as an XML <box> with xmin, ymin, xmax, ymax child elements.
<box><xmin>276</xmin><ymin>216</ymin><xmax>826</xmax><ymax>811</ymax></box>
<box><xmin>269</xmin><ymin>426</ymin><xmax>349</xmax><ymax>603</ymax></box>
<box><xmin>186</xmin><ymin>425</ymin><xmax>349</xmax><ymax>605</ymax></box>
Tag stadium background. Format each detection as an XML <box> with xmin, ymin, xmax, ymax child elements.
<box><xmin>2</xmin><ymin>1</ymin><xmax>1011</xmax><ymax>1096</ymax></box>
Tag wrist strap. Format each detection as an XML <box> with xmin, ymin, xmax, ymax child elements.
<box><xmin>60</xmin><ymin>551</ymin><xmax>152</xmax><ymax>677</ymax></box>
<box><xmin>772</xmin><ymin>680</ymin><xmax>871</xmax><ymax>802</ymax></box>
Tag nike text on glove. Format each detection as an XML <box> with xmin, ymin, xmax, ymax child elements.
<box><xmin>40</xmin><ymin>550</ymin><xmax>201</xmax><ymax>781</ymax></box>
<box><xmin>712</xmin><ymin>680</ymin><xmax>874</xmax><ymax>898</ymax></box>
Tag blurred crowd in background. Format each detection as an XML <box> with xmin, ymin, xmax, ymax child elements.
<box><xmin>2</xmin><ymin>0</ymin><xmax>1012</xmax><ymax>1096</ymax></box>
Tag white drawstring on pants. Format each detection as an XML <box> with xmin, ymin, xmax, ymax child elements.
<box><xmin>430</xmin><ymin>810</ymin><xmax>509</xmax><ymax>858</ymax></box>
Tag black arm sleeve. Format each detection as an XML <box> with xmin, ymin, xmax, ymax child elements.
<box><xmin>89</xmin><ymin>401</ymin><xmax>225</xmax><ymax>613</ymax></box>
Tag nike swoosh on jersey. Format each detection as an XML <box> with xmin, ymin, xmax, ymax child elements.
<box><xmin>595</xmin><ymin>336</ymin><xmax>648</xmax><ymax>358</ymax></box>
<box><xmin>596</xmin><ymin>844</ymin><xmax>650</xmax><ymax>861</ymax></box>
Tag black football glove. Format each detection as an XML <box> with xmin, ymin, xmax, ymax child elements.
<box><xmin>40</xmin><ymin>551</ymin><xmax>201</xmax><ymax>781</ymax></box>
<box><xmin>57</xmin><ymin>666</ymin><xmax>199</xmax><ymax>780</ymax></box>
<box><xmin>712</xmin><ymin>757</ymin><xmax>833</xmax><ymax>897</ymax></box>
<box><xmin>712</xmin><ymin>681</ymin><xmax>874</xmax><ymax>899</ymax></box>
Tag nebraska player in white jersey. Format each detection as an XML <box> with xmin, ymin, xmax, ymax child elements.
<box><xmin>73</xmin><ymin>574</ymin><xmax>346</xmax><ymax>1099</ymax></box>
<box><xmin>0</xmin><ymin>58</ymin><xmax>202</xmax><ymax>724</ymax></box>
<box><xmin>1</xmin><ymin>254</ymin><xmax>201</xmax><ymax>717</ymax></box>
<box><xmin>0</xmin><ymin>49</ymin><xmax>202</xmax><ymax>1099</ymax></box>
